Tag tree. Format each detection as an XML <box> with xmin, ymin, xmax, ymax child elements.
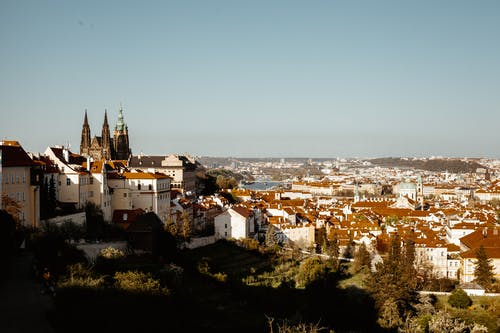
<box><xmin>0</xmin><ymin>210</ymin><xmax>18</xmax><ymax>257</ymax></box>
<box><xmin>473</xmin><ymin>245</ymin><xmax>495</xmax><ymax>291</ymax></box>
<box><xmin>352</xmin><ymin>242</ymin><xmax>371</xmax><ymax>273</ymax></box>
<box><xmin>342</xmin><ymin>235</ymin><xmax>354</xmax><ymax>259</ymax></box>
<box><xmin>1</xmin><ymin>193</ymin><xmax>21</xmax><ymax>222</ymax></box>
<box><xmin>265</xmin><ymin>224</ymin><xmax>277</xmax><ymax>247</ymax></box>
<box><xmin>40</xmin><ymin>177</ymin><xmax>49</xmax><ymax>219</ymax></box>
<box><xmin>365</xmin><ymin>233</ymin><xmax>416</xmax><ymax>324</ymax></box>
<box><xmin>448</xmin><ymin>288</ymin><xmax>472</xmax><ymax>309</ymax></box>
<box><xmin>377</xmin><ymin>298</ymin><xmax>402</xmax><ymax>330</ymax></box>
<box><xmin>180</xmin><ymin>210</ymin><xmax>192</xmax><ymax>242</ymax></box>
<box><xmin>47</xmin><ymin>175</ymin><xmax>57</xmax><ymax>217</ymax></box>
<box><xmin>295</xmin><ymin>257</ymin><xmax>329</xmax><ymax>289</ymax></box>
<box><xmin>164</xmin><ymin>217</ymin><xmax>178</xmax><ymax>237</ymax></box>
<box><xmin>84</xmin><ymin>202</ymin><xmax>105</xmax><ymax>240</ymax></box>
<box><xmin>402</xmin><ymin>238</ymin><xmax>417</xmax><ymax>289</ymax></box>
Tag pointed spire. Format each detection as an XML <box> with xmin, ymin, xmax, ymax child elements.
<box><xmin>84</xmin><ymin>109</ymin><xmax>89</xmax><ymax>125</ymax></box>
<box><xmin>115</xmin><ymin>105</ymin><xmax>125</xmax><ymax>131</ymax></box>
<box><xmin>104</xmin><ymin>109</ymin><xmax>108</xmax><ymax>125</ymax></box>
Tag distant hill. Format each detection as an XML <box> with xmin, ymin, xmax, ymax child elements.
<box><xmin>368</xmin><ymin>157</ymin><xmax>485</xmax><ymax>173</ymax></box>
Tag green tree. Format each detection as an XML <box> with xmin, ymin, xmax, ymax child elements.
<box><xmin>342</xmin><ymin>235</ymin><xmax>354</xmax><ymax>259</ymax></box>
<box><xmin>84</xmin><ymin>201</ymin><xmax>105</xmax><ymax>240</ymax></box>
<box><xmin>295</xmin><ymin>257</ymin><xmax>329</xmax><ymax>289</ymax></box>
<box><xmin>377</xmin><ymin>298</ymin><xmax>403</xmax><ymax>330</ymax></box>
<box><xmin>327</xmin><ymin>233</ymin><xmax>340</xmax><ymax>258</ymax></box>
<box><xmin>448</xmin><ymin>288</ymin><xmax>472</xmax><ymax>309</ymax></box>
<box><xmin>47</xmin><ymin>175</ymin><xmax>57</xmax><ymax>217</ymax></box>
<box><xmin>180</xmin><ymin>211</ymin><xmax>192</xmax><ymax>242</ymax></box>
<box><xmin>402</xmin><ymin>238</ymin><xmax>417</xmax><ymax>289</ymax></box>
<box><xmin>265</xmin><ymin>224</ymin><xmax>277</xmax><ymax>247</ymax></box>
<box><xmin>365</xmin><ymin>233</ymin><xmax>416</xmax><ymax>324</ymax></box>
<box><xmin>40</xmin><ymin>177</ymin><xmax>49</xmax><ymax>219</ymax></box>
<box><xmin>473</xmin><ymin>245</ymin><xmax>495</xmax><ymax>291</ymax></box>
<box><xmin>352</xmin><ymin>242</ymin><xmax>371</xmax><ymax>273</ymax></box>
<box><xmin>164</xmin><ymin>217</ymin><xmax>178</xmax><ymax>237</ymax></box>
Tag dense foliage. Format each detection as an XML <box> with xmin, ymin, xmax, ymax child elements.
<box><xmin>448</xmin><ymin>288</ymin><xmax>472</xmax><ymax>309</ymax></box>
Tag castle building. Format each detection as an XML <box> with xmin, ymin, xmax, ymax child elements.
<box><xmin>80</xmin><ymin>107</ymin><xmax>131</xmax><ymax>161</ymax></box>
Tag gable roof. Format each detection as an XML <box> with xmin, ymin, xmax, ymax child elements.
<box><xmin>460</xmin><ymin>226</ymin><xmax>500</xmax><ymax>251</ymax></box>
<box><xmin>0</xmin><ymin>142</ymin><xmax>34</xmax><ymax>167</ymax></box>
<box><xmin>231</xmin><ymin>206</ymin><xmax>252</xmax><ymax>218</ymax></box>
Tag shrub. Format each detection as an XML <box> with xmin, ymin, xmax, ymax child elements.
<box><xmin>448</xmin><ymin>288</ymin><xmax>472</xmax><ymax>309</ymax></box>
<box><xmin>99</xmin><ymin>246</ymin><xmax>125</xmax><ymax>259</ymax></box>
<box><xmin>295</xmin><ymin>257</ymin><xmax>329</xmax><ymax>289</ymax></box>
<box><xmin>113</xmin><ymin>270</ymin><xmax>168</xmax><ymax>295</ymax></box>
<box><xmin>58</xmin><ymin>263</ymin><xmax>105</xmax><ymax>288</ymax></box>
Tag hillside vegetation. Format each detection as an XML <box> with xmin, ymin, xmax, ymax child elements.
<box><xmin>369</xmin><ymin>157</ymin><xmax>485</xmax><ymax>173</ymax></box>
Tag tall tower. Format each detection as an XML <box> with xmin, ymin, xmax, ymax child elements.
<box><xmin>80</xmin><ymin>110</ymin><xmax>91</xmax><ymax>156</ymax></box>
<box><xmin>417</xmin><ymin>174</ymin><xmax>424</xmax><ymax>209</ymax></box>
<box><xmin>101</xmin><ymin>110</ymin><xmax>113</xmax><ymax>160</ymax></box>
<box><xmin>113</xmin><ymin>106</ymin><xmax>131</xmax><ymax>160</ymax></box>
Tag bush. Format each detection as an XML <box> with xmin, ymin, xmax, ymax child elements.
<box><xmin>113</xmin><ymin>270</ymin><xmax>168</xmax><ymax>295</ymax></box>
<box><xmin>295</xmin><ymin>257</ymin><xmax>329</xmax><ymax>289</ymax></box>
<box><xmin>448</xmin><ymin>288</ymin><xmax>472</xmax><ymax>309</ymax></box>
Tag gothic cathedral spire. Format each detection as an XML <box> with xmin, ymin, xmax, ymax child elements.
<box><xmin>101</xmin><ymin>109</ymin><xmax>113</xmax><ymax>160</ymax></box>
<box><xmin>80</xmin><ymin>109</ymin><xmax>91</xmax><ymax>156</ymax></box>
<box><xmin>113</xmin><ymin>105</ymin><xmax>131</xmax><ymax>160</ymax></box>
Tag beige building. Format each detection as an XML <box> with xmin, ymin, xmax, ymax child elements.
<box><xmin>459</xmin><ymin>227</ymin><xmax>500</xmax><ymax>283</ymax></box>
<box><xmin>1</xmin><ymin>141</ymin><xmax>39</xmax><ymax>228</ymax></box>
<box><xmin>107</xmin><ymin>170</ymin><xmax>171</xmax><ymax>222</ymax></box>
<box><xmin>129</xmin><ymin>154</ymin><xmax>198</xmax><ymax>196</ymax></box>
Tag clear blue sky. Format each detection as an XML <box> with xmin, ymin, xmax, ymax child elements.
<box><xmin>1</xmin><ymin>0</ymin><xmax>499</xmax><ymax>158</ymax></box>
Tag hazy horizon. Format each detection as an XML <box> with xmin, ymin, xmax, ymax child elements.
<box><xmin>1</xmin><ymin>1</ymin><xmax>499</xmax><ymax>158</ymax></box>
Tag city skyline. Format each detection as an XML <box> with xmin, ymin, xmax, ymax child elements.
<box><xmin>1</xmin><ymin>1</ymin><xmax>500</xmax><ymax>158</ymax></box>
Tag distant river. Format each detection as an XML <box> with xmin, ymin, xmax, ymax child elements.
<box><xmin>240</xmin><ymin>180</ymin><xmax>285</xmax><ymax>191</ymax></box>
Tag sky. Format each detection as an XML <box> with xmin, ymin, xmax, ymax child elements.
<box><xmin>1</xmin><ymin>0</ymin><xmax>499</xmax><ymax>158</ymax></box>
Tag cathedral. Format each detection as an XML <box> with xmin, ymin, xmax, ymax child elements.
<box><xmin>80</xmin><ymin>107</ymin><xmax>131</xmax><ymax>161</ymax></box>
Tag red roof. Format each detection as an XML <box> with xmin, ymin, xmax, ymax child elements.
<box><xmin>231</xmin><ymin>206</ymin><xmax>252</xmax><ymax>218</ymax></box>
<box><xmin>0</xmin><ymin>143</ymin><xmax>34</xmax><ymax>167</ymax></box>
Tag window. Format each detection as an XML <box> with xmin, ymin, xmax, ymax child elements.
<box><xmin>66</xmin><ymin>178</ymin><xmax>71</xmax><ymax>186</ymax></box>
<box><xmin>225</xmin><ymin>224</ymin><xmax>227</xmax><ymax>229</ymax></box>
<box><xmin>124</xmin><ymin>193</ymin><xmax>127</xmax><ymax>198</ymax></box>
<box><xmin>22</xmin><ymin>192</ymin><xmax>25</xmax><ymax>201</ymax></box>
<box><xmin>149</xmin><ymin>184</ymin><xmax>152</xmax><ymax>190</ymax></box>
<box><xmin>224</xmin><ymin>232</ymin><xmax>227</xmax><ymax>237</ymax></box>
<box><xmin>90</xmin><ymin>178</ymin><xmax>93</xmax><ymax>184</ymax></box>
<box><xmin>138</xmin><ymin>183</ymin><xmax>141</xmax><ymax>190</ymax></box>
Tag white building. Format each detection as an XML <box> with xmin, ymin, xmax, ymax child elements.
<box><xmin>214</xmin><ymin>206</ymin><xmax>255</xmax><ymax>239</ymax></box>
<box><xmin>107</xmin><ymin>170</ymin><xmax>171</xmax><ymax>222</ymax></box>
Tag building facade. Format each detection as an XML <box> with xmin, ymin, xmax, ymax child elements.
<box><xmin>0</xmin><ymin>141</ymin><xmax>39</xmax><ymax>227</ymax></box>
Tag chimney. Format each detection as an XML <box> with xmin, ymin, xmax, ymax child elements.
<box><xmin>63</xmin><ymin>147</ymin><xmax>69</xmax><ymax>163</ymax></box>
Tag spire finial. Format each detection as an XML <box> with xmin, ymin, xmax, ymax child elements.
<box><xmin>84</xmin><ymin>109</ymin><xmax>89</xmax><ymax>125</ymax></box>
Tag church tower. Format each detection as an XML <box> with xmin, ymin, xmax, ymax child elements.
<box><xmin>80</xmin><ymin>110</ymin><xmax>91</xmax><ymax>156</ymax></box>
<box><xmin>113</xmin><ymin>106</ymin><xmax>131</xmax><ymax>160</ymax></box>
<box><xmin>101</xmin><ymin>110</ymin><xmax>113</xmax><ymax>160</ymax></box>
